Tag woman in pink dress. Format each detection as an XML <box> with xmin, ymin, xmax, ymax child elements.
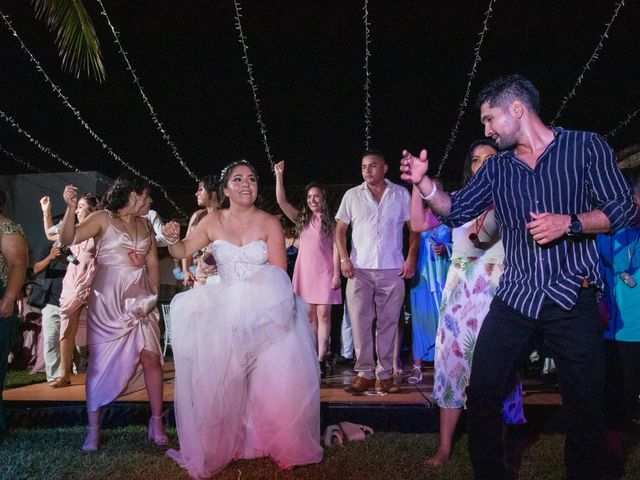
<box><xmin>59</xmin><ymin>175</ymin><xmax>167</xmax><ymax>452</ymax></box>
<box><xmin>163</xmin><ymin>160</ymin><xmax>322</xmax><ymax>478</ymax></box>
<box><xmin>45</xmin><ymin>193</ymin><xmax>99</xmax><ymax>388</ymax></box>
<box><xmin>274</xmin><ymin>161</ymin><xmax>341</xmax><ymax>376</ymax></box>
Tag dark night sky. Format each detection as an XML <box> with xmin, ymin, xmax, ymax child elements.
<box><xmin>1</xmin><ymin>1</ymin><xmax>639</xmax><ymax>217</ymax></box>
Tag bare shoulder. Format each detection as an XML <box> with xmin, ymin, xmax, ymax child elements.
<box><xmin>257</xmin><ymin>210</ymin><xmax>281</xmax><ymax>228</ymax></box>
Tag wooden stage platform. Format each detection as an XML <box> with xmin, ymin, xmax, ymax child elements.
<box><xmin>4</xmin><ymin>361</ymin><xmax>562</xmax><ymax>432</ymax></box>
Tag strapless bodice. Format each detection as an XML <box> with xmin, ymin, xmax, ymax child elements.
<box><xmin>212</xmin><ymin>239</ymin><xmax>268</xmax><ymax>283</ymax></box>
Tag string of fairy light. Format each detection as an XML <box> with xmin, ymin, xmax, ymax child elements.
<box><xmin>551</xmin><ymin>0</ymin><xmax>625</xmax><ymax>125</ymax></box>
<box><xmin>1</xmin><ymin>3</ymin><xmax>638</xmax><ymax>196</ymax></box>
<box><xmin>95</xmin><ymin>0</ymin><xmax>199</xmax><ymax>182</ymax></box>
<box><xmin>233</xmin><ymin>0</ymin><xmax>274</xmax><ymax>169</ymax></box>
<box><xmin>0</xmin><ymin>9</ymin><xmax>185</xmax><ymax>216</ymax></box>
<box><xmin>0</xmin><ymin>108</ymin><xmax>109</xmax><ymax>187</ymax></box>
<box><xmin>0</xmin><ymin>143</ymin><xmax>82</xmax><ymax>193</ymax></box>
<box><xmin>606</xmin><ymin>104</ymin><xmax>640</xmax><ymax>139</ymax></box>
<box><xmin>437</xmin><ymin>0</ymin><xmax>495</xmax><ymax>177</ymax></box>
<box><xmin>363</xmin><ymin>0</ymin><xmax>372</xmax><ymax>151</ymax></box>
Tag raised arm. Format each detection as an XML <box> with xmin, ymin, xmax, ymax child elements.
<box><xmin>274</xmin><ymin>161</ymin><xmax>301</xmax><ymax>222</ymax></box>
<box><xmin>59</xmin><ymin>185</ymin><xmax>103</xmax><ymax>245</ymax></box>
<box><xmin>40</xmin><ymin>196</ymin><xmax>58</xmax><ymax>241</ymax></box>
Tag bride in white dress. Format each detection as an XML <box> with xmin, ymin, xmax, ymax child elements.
<box><xmin>162</xmin><ymin>161</ymin><xmax>323</xmax><ymax>479</ymax></box>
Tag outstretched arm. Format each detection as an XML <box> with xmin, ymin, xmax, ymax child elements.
<box><xmin>410</xmin><ymin>185</ymin><xmax>442</xmax><ymax>232</ymax></box>
<box><xmin>400</xmin><ymin>149</ymin><xmax>452</xmax><ymax>217</ymax></box>
<box><xmin>274</xmin><ymin>161</ymin><xmax>301</xmax><ymax>222</ymax></box>
<box><xmin>163</xmin><ymin>215</ymin><xmax>213</xmax><ymax>260</ymax></box>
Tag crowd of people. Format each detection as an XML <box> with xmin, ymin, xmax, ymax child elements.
<box><xmin>0</xmin><ymin>73</ymin><xmax>638</xmax><ymax>479</ymax></box>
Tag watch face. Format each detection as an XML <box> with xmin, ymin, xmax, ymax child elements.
<box><xmin>570</xmin><ymin>220</ymin><xmax>582</xmax><ymax>234</ymax></box>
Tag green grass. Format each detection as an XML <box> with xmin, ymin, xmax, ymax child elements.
<box><xmin>1</xmin><ymin>427</ymin><xmax>639</xmax><ymax>479</ymax></box>
<box><xmin>4</xmin><ymin>370</ymin><xmax>47</xmax><ymax>389</ymax></box>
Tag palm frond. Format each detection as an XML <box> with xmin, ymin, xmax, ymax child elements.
<box><xmin>32</xmin><ymin>0</ymin><xmax>105</xmax><ymax>82</ymax></box>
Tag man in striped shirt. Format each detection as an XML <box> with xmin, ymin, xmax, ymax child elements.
<box><xmin>400</xmin><ymin>74</ymin><xmax>639</xmax><ymax>480</ymax></box>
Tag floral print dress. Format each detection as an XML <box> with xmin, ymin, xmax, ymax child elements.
<box><xmin>432</xmin><ymin>211</ymin><xmax>525</xmax><ymax>424</ymax></box>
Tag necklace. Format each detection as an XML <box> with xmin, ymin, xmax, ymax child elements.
<box><xmin>228</xmin><ymin>209</ymin><xmax>254</xmax><ymax>228</ymax></box>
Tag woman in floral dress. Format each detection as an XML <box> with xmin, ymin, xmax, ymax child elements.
<box><xmin>412</xmin><ymin>140</ymin><xmax>526</xmax><ymax>467</ymax></box>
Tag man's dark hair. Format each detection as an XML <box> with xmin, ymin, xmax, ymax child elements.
<box><xmin>475</xmin><ymin>74</ymin><xmax>540</xmax><ymax>115</ymax></box>
<box><xmin>361</xmin><ymin>148</ymin><xmax>386</xmax><ymax>163</ymax></box>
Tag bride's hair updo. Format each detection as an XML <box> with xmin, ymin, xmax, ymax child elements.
<box><xmin>100</xmin><ymin>174</ymin><xmax>150</xmax><ymax>212</ymax></box>
<box><xmin>218</xmin><ymin>160</ymin><xmax>259</xmax><ymax>209</ymax></box>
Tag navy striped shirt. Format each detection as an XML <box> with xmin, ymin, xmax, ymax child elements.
<box><xmin>442</xmin><ymin>128</ymin><xmax>639</xmax><ymax>319</ymax></box>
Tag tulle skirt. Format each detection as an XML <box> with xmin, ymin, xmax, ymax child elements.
<box><xmin>168</xmin><ymin>264</ymin><xmax>323</xmax><ymax>478</ymax></box>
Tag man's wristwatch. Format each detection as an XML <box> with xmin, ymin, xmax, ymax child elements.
<box><xmin>568</xmin><ymin>214</ymin><xmax>582</xmax><ymax>236</ymax></box>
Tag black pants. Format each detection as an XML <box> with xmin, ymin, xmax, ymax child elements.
<box><xmin>467</xmin><ymin>288</ymin><xmax>604</xmax><ymax>480</ymax></box>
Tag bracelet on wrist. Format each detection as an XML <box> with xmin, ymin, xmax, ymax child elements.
<box><xmin>340</xmin><ymin>258</ymin><xmax>351</xmax><ymax>263</ymax></box>
<box><xmin>167</xmin><ymin>238</ymin><xmax>180</xmax><ymax>246</ymax></box>
<box><xmin>420</xmin><ymin>182</ymin><xmax>438</xmax><ymax>202</ymax></box>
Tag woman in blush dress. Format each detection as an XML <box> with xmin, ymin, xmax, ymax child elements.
<box><xmin>162</xmin><ymin>160</ymin><xmax>322</xmax><ymax>479</ymax></box>
<box><xmin>59</xmin><ymin>175</ymin><xmax>167</xmax><ymax>452</ymax></box>
<box><xmin>274</xmin><ymin>161</ymin><xmax>341</xmax><ymax>377</ymax></box>
<box><xmin>45</xmin><ymin>193</ymin><xmax>99</xmax><ymax>388</ymax></box>
<box><xmin>410</xmin><ymin>140</ymin><xmax>526</xmax><ymax>468</ymax></box>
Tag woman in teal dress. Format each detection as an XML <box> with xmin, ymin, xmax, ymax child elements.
<box><xmin>0</xmin><ymin>186</ymin><xmax>28</xmax><ymax>436</ymax></box>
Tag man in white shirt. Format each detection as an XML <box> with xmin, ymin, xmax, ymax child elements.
<box><xmin>336</xmin><ymin>150</ymin><xmax>418</xmax><ymax>394</ymax></box>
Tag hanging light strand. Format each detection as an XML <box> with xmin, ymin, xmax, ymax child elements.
<box><xmin>551</xmin><ymin>0</ymin><xmax>625</xmax><ymax>125</ymax></box>
<box><xmin>0</xmin><ymin>108</ymin><xmax>109</xmax><ymax>187</ymax></box>
<box><xmin>95</xmin><ymin>0</ymin><xmax>199</xmax><ymax>181</ymax></box>
<box><xmin>0</xmin><ymin>10</ymin><xmax>185</xmax><ymax>215</ymax></box>
<box><xmin>232</xmin><ymin>0</ymin><xmax>274</xmax><ymax>168</ymax></box>
<box><xmin>437</xmin><ymin>0</ymin><xmax>495</xmax><ymax>177</ymax></box>
<box><xmin>0</xmin><ymin>144</ymin><xmax>44</xmax><ymax>174</ymax></box>
<box><xmin>363</xmin><ymin>0</ymin><xmax>372</xmax><ymax>150</ymax></box>
<box><xmin>605</xmin><ymin>103</ymin><xmax>640</xmax><ymax>139</ymax></box>
<box><xmin>0</xmin><ymin>143</ymin><xmax>79</xmax><ymax>192</ymax></box>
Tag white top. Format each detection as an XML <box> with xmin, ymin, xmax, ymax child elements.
<box><xmin>145</xmin><ymin>209</ymin><xmax>169</xmax><ymax>248</ymax></box>
<box><xmin>335</xmin><ymin>179</ymin><xmax>410</xmax><ymax>269</ymax></box>
<box><xmin>451</xmin><ymin>209</ymin><xmax>504</xmax><ymax>263</ymax></box>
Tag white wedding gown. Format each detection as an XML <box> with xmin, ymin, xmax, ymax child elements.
<box><xmin>167</xmin><ymin>239</ymin><xmax>323</xmax><ymax>479</ymax></box>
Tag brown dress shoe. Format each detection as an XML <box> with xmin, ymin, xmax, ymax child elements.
<box><xmin>377</xmin><ymin>378</ymin><xmax>400</xmax><ymax>394</ymax></box>
<box><xmin>344</xmin><ymin>376</ymin><xmax>375</xmax><ymax>394</ymax></box>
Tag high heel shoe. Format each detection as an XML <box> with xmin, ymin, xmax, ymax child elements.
<box><xmin>148</xmin><ymin>415</ymin><xmax>169</xmax><ymax>446</ymax></box>
<box><xmin>82</xmin><ymin>426</ymin><xmax>101</xmax><ymax>452</ymax></box>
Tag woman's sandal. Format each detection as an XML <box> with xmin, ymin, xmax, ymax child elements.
<box><xmin>49</xmin><ymin>377</ymin><xmax>72</xmax><ymax>388</ymax></box>
<box><xmin>407</xmin><ymin>365</ymin><xmax>423</xmax><ymax>385</ymax></box>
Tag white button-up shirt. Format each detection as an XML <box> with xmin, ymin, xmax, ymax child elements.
<box><xmin>335</xmin><ymin>179</ymin><xmax>410</xmax><ymax>269</ymax></box>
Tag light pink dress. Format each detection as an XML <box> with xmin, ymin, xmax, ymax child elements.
<box><xmin>59</xmin><ymin>238</ymin><xmax>96</xmax><ymax>346</ymax></box>
<box><xmin>292</xmin><ymin>215</ymin><xmax>341</xmax><ymax>305</ymax></box>
<box><xmin>168</xmin><ymin>239</ymin><xmax>322</xmax><ymax>478</ymax></box>
<box><xmin>85</xmin><ymin>216</ymin><xmax>162</xmax><ymax>412</ymax></box>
